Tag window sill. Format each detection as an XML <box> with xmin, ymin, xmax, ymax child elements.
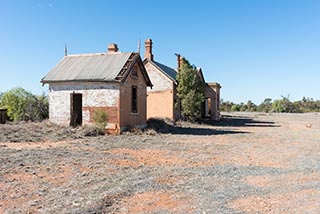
<box><xmin>130</xmin><ymin>112</ymin><xmax>139</xmax><ymax>116</ymax></box>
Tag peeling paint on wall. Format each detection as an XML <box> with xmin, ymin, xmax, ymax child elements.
<box><xmin>48</xmin><ymin>82</ymin><xmax>120</xmax><ymax>125</ymax></box>
<box><xmin>145</xmin><ymin>63</ymin><xmax>172</xmax><ymax>91</ymax></box>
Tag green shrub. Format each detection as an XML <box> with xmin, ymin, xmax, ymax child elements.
<box><xmin>25</xmin><ymin>93</ymin><xmax>49</xmax><ymax>121</ymax></box>
<box><xmin>92</xmin><ymin>109</ymin><xmax>108</xmax><ymax>133</ymax></box>
<box><xmin>0</xmin><ymin>87</ymin><xmax>48</xmax><ymax>122</ymax></box>
<box><xmin>231</xmin><ymin>104</ymin><xmax>240</xmax><ymax>112</ymax></box>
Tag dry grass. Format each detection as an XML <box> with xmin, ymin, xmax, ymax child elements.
<box><xmin>1</xmin><ymin>112</ymin><xmax>320</xmax><ymax>213</ymax></box>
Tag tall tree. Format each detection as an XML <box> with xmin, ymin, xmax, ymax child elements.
<box><xmin>176</xmin><ymin>58</ymin><xmax>205</xmax><ymax>121</ymax></box>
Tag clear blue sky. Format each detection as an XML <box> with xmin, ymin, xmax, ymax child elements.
<box><xmin>1</xmin><ymin>0</ymin><xmax>319</xmax><ymax>104</ymax></box>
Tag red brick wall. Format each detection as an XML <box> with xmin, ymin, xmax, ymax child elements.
<box><xmin>83</xmin><ymin>106</ymin><xmax>120</xmax><ymax>134</ymax></box>
<box><xmin>120</xmin><ymin>62</ymin><xmax>148</xmax><ymax>130</ymax></box>
<box><xmin>82</xmin><ymin>106</ymin><xmax>119</xmax><ymax>124</ymax></box>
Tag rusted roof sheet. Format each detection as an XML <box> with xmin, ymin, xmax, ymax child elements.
<box><xmin>41</xmin><ymin>52</ymin><xmax>132</xmax><ymax>83</ymax></box>
<box><xmin>151</xmin><ymin>60</ymin><xmax>177</xmax><ymax>82</ymax></box>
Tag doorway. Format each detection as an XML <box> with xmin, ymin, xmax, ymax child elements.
<box><xmin>70</xmin><ymin>93</ymin><xmax>82</xmax><ymax>127</ymax></box>
<box><xmin>201</xmin><ymin>98</ymin><xmax>211</xmax><ymax>118</ymax></box>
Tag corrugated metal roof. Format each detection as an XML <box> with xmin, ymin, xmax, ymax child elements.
<box><xmin>152</xmin><ymin>61</ymin><xmax>177</xmax><ymax>82</ymax></box>
<box><xmin>41</xmin><ymin>52</ymin><xmax>132</xmax><ymax>83</ymax></box>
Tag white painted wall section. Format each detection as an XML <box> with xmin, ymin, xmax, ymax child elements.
<box><xmin>145</xmin><ymin>63</ymin><xmax>173</xmax><ymax>92</ymax></box>
<box><xmin>48</xmin><ymin>82</ymin><xmax>119</xmax><ymax>125</ymax></box>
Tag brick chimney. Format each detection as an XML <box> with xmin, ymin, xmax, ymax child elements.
<box><xmin>108</xmin><ymin>43</ymin><xmax>119</xmax><ymax>53</ymax></box>
<box><xmin>144</xmin><ymin>38</ymin><xmax>154</xmax><ymax>61</ymax></box>
<box><xmin>175</xmin><ymin>53</ymin><xmax>183</xmax><ymax>70</ymax></box>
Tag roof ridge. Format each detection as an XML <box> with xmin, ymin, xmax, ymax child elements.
<box><xmin>153</xmin><ymin>60</ymin><xmax>175</xmax><ymax>69</ymax></box>
<box><xmin>67</xmin><ymin>53</ymin><xmax>106</xmax><ymax>57</ymax></box>
<box><xmin>67</xmin><ymin>52</ymin><xmax>134</xmax><ymax>57</ymax></box>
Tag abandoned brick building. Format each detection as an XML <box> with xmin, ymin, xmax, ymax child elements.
<box><xmin>41</xmin><ymin>44</ymin><xmax>152</xmax><ymax>134</ymax></box>
<box><xmin>143</xmin><ymin>38</ymin><xmax>221</xmax><ymax>121</ymax></box>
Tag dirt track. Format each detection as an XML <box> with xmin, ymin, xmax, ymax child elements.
<box><xmin>1</xmin><ymin>112</ymin><xmax>320</xmax><ymax>213</ymax></box>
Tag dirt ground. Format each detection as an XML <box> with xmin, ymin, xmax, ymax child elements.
<box><xmin>1</xmin><ymin>112</ymin><xmax>320</xmax><ymax>213</ymax></box>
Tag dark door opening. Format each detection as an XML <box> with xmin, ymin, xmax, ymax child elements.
<box><xmin>0</xmin><ymin>109</ymin><xmax>7</xmax><ymax>124</ymax></box>
<box><xmin>70</xmin><ymin>93</ymin><xmax>82</xmax><ymax>127</ymax></box>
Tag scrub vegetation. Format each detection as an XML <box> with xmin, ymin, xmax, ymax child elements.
<box><xmin>1</xmin><ymin>112</ymin><xmax>319</xmax><ymax>213</ymax></box>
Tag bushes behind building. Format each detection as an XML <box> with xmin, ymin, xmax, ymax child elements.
<box><xmin>0</xmin><ymin>87</ymin><xmax>48</xmax><ymax>122</ymax></box>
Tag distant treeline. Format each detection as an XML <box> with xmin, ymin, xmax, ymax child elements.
<box><xmin>220</xmin><ymin>96</ymin><xmax>320</xmax><ymax>113</ymax></box>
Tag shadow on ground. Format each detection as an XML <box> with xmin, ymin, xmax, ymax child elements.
<box><xmin>160</xmin><ymin>126</ymin><xmax>249</xmax><ymax>135</ymax></box>
<box><xmin>147</xmin><ymin>113</ymin><xmax>280</xmax><ymax>136</ymax></box>
<box><xmin>205</xmin><ymin>114</ymin><xmax>281</xmax><ymax>128</ymax></box>
<box><xmin>147</xmin><ymin>118</ymin><xmax>250</xmax><ymax>136</ymax></box>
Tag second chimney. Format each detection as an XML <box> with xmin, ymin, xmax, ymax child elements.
<box><xmin>176</xmin><ymin>53</ymin><xmax>183</xmax><ymax>70</ymax></box>
<box><xmin>108</xmin><ymin>43</ymin><xmax>119</xmax><ymax>53</ymax></box>
<box><xmin>144</xmin><ymin>38</ymin><xmax>154</xmax><ymax>61</ymax></box>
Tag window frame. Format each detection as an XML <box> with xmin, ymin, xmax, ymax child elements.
<box><xmin>131</xmin><ymin>85</ymin><xmax>138</xmax><ymax>114</ymax></box>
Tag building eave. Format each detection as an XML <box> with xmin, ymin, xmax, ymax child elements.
<box><xmin>121</xmin><ymin>54</ymin><xmax>153</xmax><ymax>88</ymax></box>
